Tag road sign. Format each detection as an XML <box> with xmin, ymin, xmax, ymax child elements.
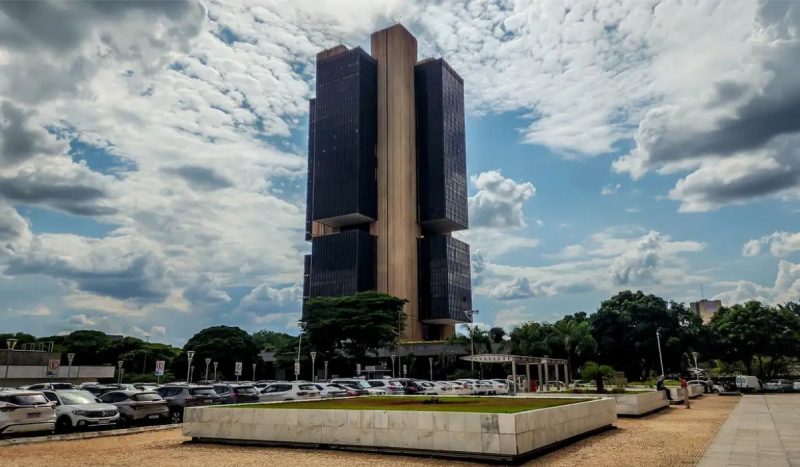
<box><xmin>402</xmin><ymin>364</ymin><xmax>407</xmax><ymax>376</ymax></box>
<box><xmin>46</xmin><ymin>359</ymin><xmax>60</xmax><ymax>377</ymax></box>
<box><xmin>356</xmin><ymin>363</ymin><xmax>361</xmax><ymax>375</ymax></box>
<box><xmin>155</xmin><ymin>360</ymin><xmax>166</xmax><ymax>376</ymax></box>
<box><xmin>235</xmin><ymin>361</ymin><xmax>243</xmax><ymax>376</ymax></box>
<box><xmin>294</xmin><ymin>361</ymin><xmax>300</xmax><ymax>376</ymax></box>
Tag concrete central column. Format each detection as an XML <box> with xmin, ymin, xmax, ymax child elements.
<box><xmin>555</xmin><ymin>364</ymin><xmax>560</xmax><ymax>391</ymax></box>
<box><xmin>371</xmin><ymin>25</ymin><xmax>421</xmax><ymax>341</ymax></box>
<box><xmin>537</xmin><ymin>363</ymin><xmax>543</xmax><ymax>391</ymax></box>
<box><xmin>525</xmin><ymin>363</ymin><xmax>531</xmax><ymax>393</ymax></box>
<box><xmin>544</xmin><ymin>361</ymin><xmax>550</xmax><ymax>392</ymax></box>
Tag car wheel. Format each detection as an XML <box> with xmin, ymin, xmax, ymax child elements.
<box><xmin>170</xmin><ymin>409</ymin><xmax>183</xmax><ymax>424</ymax></box>
<box><xmin>55</xmin><ymin>416</ymin><xmax>73</xmax><ymax>434</ymax></box>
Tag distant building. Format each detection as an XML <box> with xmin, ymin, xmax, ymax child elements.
<box><xmin>303</xmin><ymin>24</ymin><xmax>472</xmax><ymax>342</ymax></box>
<box><xmin>690</xmin><ymin>299</ymin><xmax>721</xmax><ymax>324</ymax></box>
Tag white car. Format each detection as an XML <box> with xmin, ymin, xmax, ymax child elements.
<box><xmin>794</xmin><ymin>380</ymin><xmax>800</xmax><ymax>392</ymax></box>
<box><xmin>0</xmin><ymin>391</ymin><xmax>56</xmax><ymax>435</ymax></box>
<box><xmin>367</xmin><ymin>379</ymin><xmax>405</xmax><ymax>395</ymax></box>
<box><xmin>312</xmin><ymin>383</ymin><xmax>348</xmax><ymax>398</ymax></box>
<box><xmin>259</xmin><ymin>382</ymin><xmax>321</xmax><ymax>402</ymax></box>
<box><xmin>454</xmin><ymin>379</ymin><xmax>486</xmax><ymax>395</ymax></box>
<box><xmin>331</xmin><ymin>379</ymin><xmax>387</xmax><ymax>395</ymax></box>
<box><xmin>441</xmin><ymin>381</ymin><xmax>470</xmax><ymax>395</ymax></box>
<box><xmin>484</xmin><ymin>380</ymin><xmax>510</xmax><ymax>395</ymax></box>
<box><xmin>42</xmin><ymin>389</ymin><xmax>120</xmax><ymax>433</ymax></box>
<box><xmin>764</xmin><ymin>379</ymin><xmax>794</xmax><ymax>392</ymax></box>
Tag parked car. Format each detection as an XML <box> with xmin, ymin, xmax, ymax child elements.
<box><xmin>211</xmin><ymin>384</ymin><xmax>260</xmax><ymax>404</ymax></box>
<box><xmin>133</xmin><ymin>383</ymin><xmax>159</xmax><ymax>392</ymax></box>
<box><xmin>736</xmin><ymin>375</ymin><xmax>763</xmax><ymax>392</ymax></box>
<box><xmin>326</xmin><ymin>383</ymin><xmax>365</xmax><ymax>396</ymax></box>
<box><xmin>258</xmin><ymin>382</ymin><xmax>321</xmax><ymax>402</ymax></box>
<box><xmin>24</xmin><ymin>382</ymin><xmax>77</xmax><ymax>391</ymax></box>
<box><xmin>367</xmin><ymin>379</ymin><xmax>405</xmax><ymax>395</ymax></box>
<box><xmin>98</xmin><ymin>391</ymin><xmax>169</xmax><ymax>425</ymax></box>
<box><xmin>687</xmin><ymin>379</ymin><xmax>724</xmax><ymax>394</ymax></box>
<box><xmin>440</xmin><ymin>381</ymin><xmax>469</xmax><ymax>395</ymax></box>
<box><xmin>0</xmin><ymin>391</ymin><xmax>56</xmax><ymax>435</ymax></box>
<box><xmin>484</xmin><ymin>380</ymin><xmax>510</xmax><ymax>395</ymax></box>
<box><xmin>454</xmin><ymin>379</ymin><xmax>485</xmax><ymax>395</ymax></box>
<box><xmin>391</xmin><ymin>378</ymin><xmax>426</xmax><ymax>395</ymax></box>
<box><xmin>156</xmin><ymin>385</ymin><xmax>222</xmax><ymax>423</ymax></box>
<box><xmin>330</xmin><ymin>379</ymin><xmax>386</xmax><ymax>395</ymax></box>
<box><xmin>764</xmin><ymin>379</ymin><xmax>794</xmax><ymax>392</ymax></box>
<box><xmin>42</xmin><ymin>389</ymin><xmax>119</xmax><ymax>433</ymax></box>
<box><xmin>81</xmin><ymin>385</ymin><xmax>119</xmax><ymax>397</ymax></box>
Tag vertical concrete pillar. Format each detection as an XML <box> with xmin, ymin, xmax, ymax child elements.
<box><xmin>537</xmin><ymin>363</ymin><xmax>543</xmax><ymax>391</ymax></box>
<box><xmin>511</xmin><ymin>363</ymin><xmax>517</xmax><ymax>396</ymax></box>
<box><xmin>371</xmin><ymin>25</ymin><xmax>421</xmax><ymax>341</ymax></box>
<box><xmin>564</xmin><ymin>363</ymin><xmax>570</xmax><ymax>386</ymax></box>
<box><xmin>555</xmin><ymin>364</ymin><xmax>560</xmax><ymax>391</ymax></box>
<box><xmin>525</xmin><ymin>363</ymin><xmax>531</xmax><ymax>393</ymax></box>
<box><xmin>544</xmin><ymin>361</ymin><xmax>550</xmax><ymax>392</ymax></box>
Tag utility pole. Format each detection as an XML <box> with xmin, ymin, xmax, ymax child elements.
<box><xmin>205</xmin><ymin>358</ymin><xmax>211</xmax><ymax>381</ymax></box>
<box><xmin>656</xmin><ymin>329</ymin><xmax>665</xmax><ymax>376</ymax></box>
<box><xmin>186</xmin><ymin>351</ymin><xmax>195</xmax><ymax>383</ymax></box>
<box><xmin>67</xmin><ymin>353</ymin><xmax>75</xmax><ymax>384</ymax></box>
<box><xmin>296</xmin><ymin>321</ymin><xmax>305</xmax><ymax>381</ymax></box>
<box><xmin>213</xmin><ymin>361</ymin><xmax>218</xmax><ymax>381</ymax></box>
<box><xmin>310</xmin><ymin>352</ymin><xmax>317</xmax><ymax>382</ymax></box>
<box><xmin>465</xmin><ymin>310</ymin><xmax>479</xmax><ymax>373</ymax></box>
<box><xmin>141</xmin><ymin>333</ymin><xmax>150</xmax><ymax>375</ymax></box>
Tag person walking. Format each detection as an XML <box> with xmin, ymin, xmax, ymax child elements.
<box><xmin>656</xmin><ymin>375</ymin><xmax>671</xmax><ymax>401</ymax></box>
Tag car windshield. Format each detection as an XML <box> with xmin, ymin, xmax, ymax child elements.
<box><xmin>189</xmin><ymin>388</ymin><xmax>216</xmax><ymax>396</ymax></box>
<box><xmin>355</xmin><ymin>381</ymin><xmax>370</xmax><ymax>389</ymax></box>
<box><xmin>298</xmin><ymin>384</ymin><xmax>317</xmax><ymax>391</ymax></box>
<box><xmin>59</xmin><ymin>391</ymin><xmax>98</xmax><ymax>405</ymax></box>
<box><xmin>369</xmin><ymin>381</ymin><xmax>385</xmax><ymax>387</ymax></box>
<box><xmin>133</xmin><ymin>393</ymin><xmax>162</xmax><ymax>401</ymax></box>
<box><xmin>234</xmin><ymin>387</ymin><xmax>256</xmax><ymax>395</ymax></box>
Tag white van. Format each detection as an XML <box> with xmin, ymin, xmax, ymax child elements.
<box><xmin>736</xmin><ymin>375</ymin><xmax>762</xmax><ymax>392</ymax></box>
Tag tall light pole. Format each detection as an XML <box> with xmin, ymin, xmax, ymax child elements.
<box><xmin>205</xmin><ymin>358</ymin><xmax>211</xmax><ymax>381</ymax></box>
<box><xmin>213</xmin><ymin>361</ymin><xmax>218</xmax><ymax>381</ymax></box>
<box><xmin>464</xmin><ymin>310</ymin><xmax>479</xmax><ymax>373</ymax></box>
<box><xmin>324</xmin><ymin>360</ymin><xmax>329</xmax><ymax>381</ymax></box>
<box><xmin>186</xmin><ymin>351</ymin><xmax>195</xmax><ymax>383</ymax></box>
<box><xmin>252</xmin><ymin>363</ymin><xmax>257</xmax><ymax>382</ymax></box>
<box><xmin>428</xmin><ymin>357</ymin><xmax>434</xmax><ymax>382</ymax></box>
<box><xmin>296</xmin><ymin>321</ymin><xmax>305</xmax><ymax>382</ymax></box>
<box><xmin>691</xmin><ymin>351</ymin><xmax>700</xmax><ymax>378</ymax></box>
<box><xmin>141</xmin><ymin>333</ymin><xmax>150</xmax><ymax>375</ymax></box>
<box><xmin>67</xmin><ymin>353</ymin><xmax>75</xmax><ymax>384</ymax></box>
<box><xmin>655</xmin><ymin>329</ymin><xmax>665</xmax><ymax>376</ymax></box>
<box><xmin>4</xmin><ymin>339</ymin><xmax>18</xmax><ymax>387</ymax></box>
<box><xmin>390</xmin><ymin>354</ymin><xmax>396</xmax><ymax>379</ymax></box>
<box><xmin>310</xmin><ymin>352</ymin><xmax>317</xmax><ymax>382</ymax></box>
<box><xmin>190</xmin><ymin>365</ymin><xmax>195</xmax><ymax>383</ymax></box>
<box><xmin>117</xmin><ymin>360</ymin><xmax>124</xmax><ymax>384</ymax></box>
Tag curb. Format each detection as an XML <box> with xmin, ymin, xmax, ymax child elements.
<box><xmin>0</xmin><ymin>424</ymin><xmax>179</xmax><ymax>447</ymax></box>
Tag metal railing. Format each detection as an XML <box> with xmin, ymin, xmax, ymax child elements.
<box><xmin>18</xmin><ymin>341</ymin><xmax>54</xmax><ymax>352</ymax></box>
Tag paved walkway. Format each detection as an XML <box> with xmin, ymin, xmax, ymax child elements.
<box><xmin>698</xmin><ymin>395</ymin><xmax>800</xmax><ymax>467</ymax></box>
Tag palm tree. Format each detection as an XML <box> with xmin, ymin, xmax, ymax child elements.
<box><xmin>549</xmin><ymin>320</ymin><xmax>597</xmax><ymax>380</ymax></box>
<box><xmin>580</xmin><ymin>361</ymin><xmax>615</xmax><ymax>393</ymax></box>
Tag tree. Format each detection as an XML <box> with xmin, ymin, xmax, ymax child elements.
<box><xmin>590</xmin><ymin>290</ymin><xmax>699</xmax><ymax>380</ymax></box>
<box><xmin>707</xmin><ymin>301</ymin><xmax>800</xmax><ymax>377</ymax></box>
<box><xmin>252</xmin><ymin>330</ymin><xmax>294</xmax><ymax>351</ymax></box>
<box><xmin>548</xmin><ymin>318</ymin><xmax>597</xmax><ymax>378</ymax></box>
<box><xmin>580</xmin><ymin>361</ymin><xmax>615</xmax><ymax>393</ymax></box>
<box><xmin>177</xmin><ymin>326</ymin><xmax>259</xmax><ymax>381</ymax></box>
<box><xmin>303</xmin><ymin>291</ymin><xmax>407</xmax><ymax>362</ymax></box>
<box><xmin>489</xmin><ymin>327</ymin><xmax>506</xmax><ymax>344</ymax></box>
<box><xmin>508</xmin><ymin>322</ymin><xmax>551</xmax><ymax>357</ymax></box>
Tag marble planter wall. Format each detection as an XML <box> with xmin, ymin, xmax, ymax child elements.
<box><xmin>669</xmin><ymin>384</ymin><xmax>704</xmax><ymax>400</ymax></box>
<box><xmin>517</xmin><ymin>391</ymin><xmax>667</xmax><ymax>417</ymax></box>
<box><xmin>183</xmin><ymin>398</ymin><xmax>616</xmax><ymax>461</ymax></box>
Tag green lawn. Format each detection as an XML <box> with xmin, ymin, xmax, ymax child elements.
<box><xmin>232</xmin><ymin>396</ymin><xmax>589</xmax><ymax>413</ymax></box>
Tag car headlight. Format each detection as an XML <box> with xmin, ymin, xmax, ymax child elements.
<box><xmin>72</xmin><ymin>410</ymin><xmax>87</xmax><ymax>415</ymax></box>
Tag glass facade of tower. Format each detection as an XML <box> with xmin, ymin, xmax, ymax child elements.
<box><xmin>311</xmin><ymin>47</ymin><xmax>378</xmax><ymax>226</ymax></box>
<box><xmin>304</xmin><ymin>99</ymin><xmax>316</xmax><ymax>241</ymax></box>
<box><xmin>308</xmin><ymin>229</ymin><xmax>376</xmax><ymax>298</ymax></box>
<box><xmin>418</xmin><ymin>234</ymin><xmax>472</xmax><ymax>323</ymax></box>
<box><xmin>415</xmin><ymin>58</ymin><xmax>469</xmax><ymax>233</ymax></box>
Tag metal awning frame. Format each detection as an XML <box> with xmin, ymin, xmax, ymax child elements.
<box><xmin>460</xmin><ymin>353</ymin><xmax>567</xmax><ymax>365</ymax></box>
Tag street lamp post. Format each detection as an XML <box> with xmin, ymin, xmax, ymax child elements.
<box><xmin>213</xmin><ymin>361</ymin><xmax>218</xmax><ymax>381</ymax></box>
<box><xmin>655</xmin><ymin>329</ymin><xmax>665</xmax><ymax>376</ymax></box>
<box><xmin>691</xmin><ymin>351</ymin><xmax>700</xmax><ymax>378</ymax></box>
<box><xmin>117</xmin><ymin>360</ymin><xmax>124</xmax><ymax>384</ymax></box>
<box><xmin>186</xmin><ymin>351</ymin><xmax>195</xmax><ymax>383</ymax></box>
<box><xmin>141</xmin><ymin>333</ymin><xmax>150</xmax><ymax>375</ymax></box>
<box><xmin>310</xmin><ymin>352</ymin><xmax>317</xmax><ymax>382</ymax></box>
<box><xmin>296</xmin><ymin>321</ymin><xmax>305</xmax><ymax>381</ymax></box>
<box><xmin>464</xmin><ymin>310</ymin><xmax>479</xmax><ymax>373</ymax></box>
<box><xmin>324</xmin><ymin>360</ymin><xmax>329</xmax><ymax>381</ymax></box>
<box><xmin>67</xmin><ymin>353</ymin><xmax>75</xmax><ymax>384</ymax></box>
<box><xmin>428</xmin><ymin>357</ymin><xmax>434</xmax><ymax>382</ymax></box>
<box><xmin>190</xmin><ymin>365</ymin><xmax>195</xmax><ymax>383</ymax></box>
<box><xmin>4</xmin><ymin>339</ymin><xmax>18</xmax><ymax>387</ymax></box>
<box><xmin>390</xmin><ymin>354</ymin><xmax>396</xmax><ymax>379</ymax></box>
<box><xmin>205</xmin><ymin>358</ymin><xmax>211</xmax><ymax>381</ymax></box>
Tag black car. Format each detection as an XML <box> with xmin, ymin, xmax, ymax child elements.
<box><xmin>391</xmin><ymin>378</ymin><xmax>426</xmax><ymax>395</ymax></box>
<box><xmin>156</xmin><ymin>385</ymin><xmax>222</xmax><ymax>423</ymax></box>
<box><xmin>211</xmin><ymin>384</ymin><xmax>260</xmax><ymax>404</ymax></box>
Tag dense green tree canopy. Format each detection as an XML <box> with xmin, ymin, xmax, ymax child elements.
<box><xmin>252</xmin><ymin>330</ymin><xmax>294</xmax><ymax>351</ymax></box>
<box><xmin>303</xmin><ymin>291</ymin><xmax>407</xmax><ymax>361</ymax></box>
<box><xmin>177</xmin><ymin>325</ymin><xmax>260</xmax><ymax>381</ymax></box>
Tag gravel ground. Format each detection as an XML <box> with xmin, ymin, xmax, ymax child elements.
<box><xmin>2</xmin><ymin>396</ymin><xmax>738</xmax><ymax>467</ymax></box>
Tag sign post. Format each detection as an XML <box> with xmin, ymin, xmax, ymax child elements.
<box><xmin>402</xmin><ymin>364</ymin><xmax>407</xmax><ymax>378</ymax></box>
<box><xmin>117</xmin><ymin>360</ymin><xmax>124</xmax><ymax>384</ymax></box>
<box><xmin>234</xmin><ymin>361</ymin><xmax>243</xmax><ymax>382</ymax></box>
<box><xmin>294</xmin><ymin>361</ymin><xmax>300</xmax><ymax>379</ymax></box>
<box><xmin>204</xmin><ymin>358</ymin><xmax>211</xmax><ymax>381</ymax></box>
<box><xmin>213</xmin><ymin>361</ymin><xmax>218</xmax><ymax>381</ymax></box>
<box><xmin>390</xmin><ymin>355</ymin><xmax>396</xmax><ymax>379</ymax></box>
<box><xmin>46</xmin><ymin>359</ymin><xmax>60</xmax><ymax>378</ymax></box>
<box><xmin>324</xmin><ymin>360</ymin><xmax>329</xmax><ymax>381</ymax></box>
<box><xmin>252</xmin><ymin>362</ymin><xmax>256</xmax><ymax>382</ymax></box>
<box><xmin>356</xmin><ymin>363</ymin><xmax>361</xmax><ymax>377</ymax></box>
<box><xmin>66</xmin><ymin>353</ymin><xmax>75</xmax><ymax>383</ymax></box>
<box><xmin>155</xmin><ymin>360</ymin><xmax>165</xmax><ymax>385</ymax></box>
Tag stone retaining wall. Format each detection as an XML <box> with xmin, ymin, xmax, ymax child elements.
<box><xmin>183</xmin><ymin>398</ymin><xmax>616</xmax><ymax>461</ymax></box>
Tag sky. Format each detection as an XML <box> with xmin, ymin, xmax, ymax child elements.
<box><xmin>1</xmin><ymin>0</ymin><xmax>799</xmax><ymax>345</ymax></box>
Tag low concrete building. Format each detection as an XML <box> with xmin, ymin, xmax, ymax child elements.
<box><xmin>1</xmin><ymin>350</ymin><xmax>115</xmax><ymax>386</ymax></box>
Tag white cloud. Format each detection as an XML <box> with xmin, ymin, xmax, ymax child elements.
<box><xmin>468</xmin><ymin>170</ymin><xmax>535</xmax><ymax>229</ymax></box>
<box><xmin>68</xmin><ymin>313</ymin><xmax>96</xmax><ymax>326</ymax></box>
<box><xmin>742</xmin><ymin>231</ymin><xmax>800</xmax><ymax>257</ymax></box>
<box><xmin>715</xmin><ymin>260</ymin><xmax>800</xmax><ymax>305</ymax></box>
<box><xmin>494</xmin><ymin>307</ymin><xmax>532</xmax><ymax>331</ymax></box>
<box><xmin>12</xmin><ymin>305</ymin><xmax>51</xmax><ymax>317</ymax></box>
<box><xmin>601</xmin><ymin>183</ymin><xmax>621</xmax><ymax>196</ymax></box>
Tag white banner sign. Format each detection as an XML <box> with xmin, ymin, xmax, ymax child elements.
<box><xmin>155</xmin><ymin>360</ymin><xmax>166</xmax><ymax>376</ymax></box>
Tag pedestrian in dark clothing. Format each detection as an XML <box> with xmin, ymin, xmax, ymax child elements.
<box><xmin>656</xmin><ymin>375</ymin><xmax>671</xmax><ymax>400</ymax></box>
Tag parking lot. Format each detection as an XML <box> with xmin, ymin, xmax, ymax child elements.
<box><xmin>2</xmin><ymin>395</ymin><xmax>741</xmax><ymax>466</ymax></box>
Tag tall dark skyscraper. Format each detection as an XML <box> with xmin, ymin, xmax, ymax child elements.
<box><xmin>304</xmin><ymin>25</ymin><xmax>472</xmax><ymax>341</ymax></box>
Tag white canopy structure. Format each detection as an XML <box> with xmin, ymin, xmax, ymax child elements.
<box><xmin>460</xmin><ymin>354</ymin><xmax>569</xmax><ymax>393</ymax></box>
